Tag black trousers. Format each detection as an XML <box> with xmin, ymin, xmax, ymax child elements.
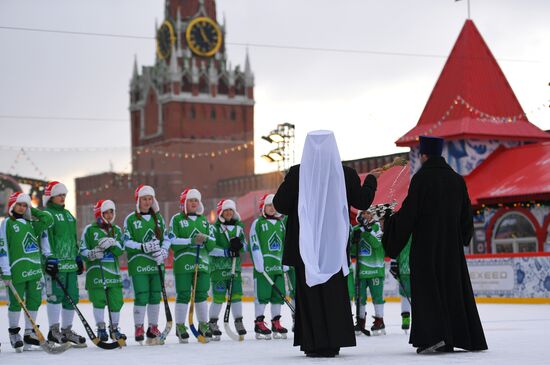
<box><xmin>293</xmin><ymin>262</ymin><xmax>356</xmax><ymax>353</ymax></box>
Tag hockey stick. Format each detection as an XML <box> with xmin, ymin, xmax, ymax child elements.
<box><xmin>150</xmin><ymin>210</ymin><xmax>173</xmax><ymax>344</ymax></box>
<box><xmin>7</xmin><ymin>282</ymin><xmax>71</xmax><ymax>354</ymax></box>
<box><xmin>52</xmin><ymin>275</ymin><xmax>122</xmax><ymax>349</ymax></box>
<box><xmin>98</xmin><ymin>260</ymin><xmax>126</xmax><ymax>346</ymax></box>
<box><xmin>223</xmin><ymin>257</ymin><xmax>244</xmax><ymax>341</ymax></box>
<box><xmin>284</xmin><ymin>271</ymin><xmax>293</xmax><ymax>295</ymax></box>
<box><xmin>353</xmin><ymin>232</ymin><xmax>370</xmax><ymax>336</ymax></box>
<box><xmin>157</xmin><ymin>264</ymin><xmax>172</xmax><ymax>343</ymax></box>
<box><xmin>390</xmin><ymin>270</ymin><xmax>412</xmax><ymax>306</ymax></box>
<box><xmin>262</xmin><ymin>271</ymin><xmax>295</xmax><ymax>314</ymax></box>
<box><xmin>188</xmin><ymin>245</ymin><xmax>207</xmax><ymax>343</ymax></box>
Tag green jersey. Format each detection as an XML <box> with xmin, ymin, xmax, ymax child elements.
<box><xmin>350</xmin><ymin>223</ymin><xmax>385</xmax><ymax>279</ymax></box>
<box><xmin>123</xmin><ymin>212</ymin><xmax>168</xmax><ymax>276</ymax></box>
<box><xmin>397</xmin><ymin>237</ymin><xmax>411</xmax><ymax>276</ymax></box>
<box><xmin>168</xmin><ymin>213</ymin><xmax>215</xmax><ymax>274</ymax></box>
<box><xmin>79</xmin><ymin>223</ymin><xmax>124</xmax><ymax>290</ymax></box>
<box><xmin>249</xmin><ymin>216</ymin><xmax>285</xmax><ymax>278</ymax></box>
<box><xmin>44</xmin><ymin>203</ymin><xmax>79</xmax><ymax>273</ymax></box>
<box><xmin>210</xmin><ymin>220</ymin><xmax>247</xmax><ymax>280</ymax></box>
<box><xmin>0</xmin><ymin>208</ymin><xmax>52</xmax><ymax>283</ymax></box>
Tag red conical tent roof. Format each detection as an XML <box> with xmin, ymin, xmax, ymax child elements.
<box><xmin>397</xmin><ymin>20</ymin><xmax>550</xmax><ymax>147</ymax></box>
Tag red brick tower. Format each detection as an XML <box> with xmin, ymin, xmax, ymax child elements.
<box><xmin>129</xmin><ymin>0</ymin><xmax>255</xmax><ymax>200</ymax></box>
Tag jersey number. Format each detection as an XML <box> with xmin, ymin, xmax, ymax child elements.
<box><xmin>261</xmin><ymin>223</ymin><xmax>268</xmax><ymax>232</ymax></box>
<box><xmin>55</xmin><ymin>214</ymin><xmax>64</xmax><ymax>221</ymax></box>
<box><xmin>133</xmin><ymin>221</ymin><xmax>142</xmax><ymax>229</ymax></box>
<box><xmin>13</xmin><ymin>225</ymin><xmax>20</xmax><ymax>233</ymax></box>
<box><xmin>93</xmin><ymin>232</ymin><xmax>99</xmax><ymax>241</ymax></box>
<box><xmin>180</xmin><ymin>220</ymin><xmax>189</xmax><ymax>228</ymax></box>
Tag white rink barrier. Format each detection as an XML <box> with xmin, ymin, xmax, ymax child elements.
<box><xmin>1</xmin><ymin>253</ymin><xmax>549</xmax><ymax>303</ymax></box>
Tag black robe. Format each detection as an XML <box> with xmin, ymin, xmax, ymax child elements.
<box><xmin>273</xmin><ymin>164</ymin><xmax>377</xmax><ymax>354</ymax></box>
<box><xmin>382</xmin><ymin>156</ymin><xmax>488</xmax><ymax>351</ymax></box>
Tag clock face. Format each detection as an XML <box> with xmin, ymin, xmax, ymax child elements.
<box><xmin>156</xmin><ymin>20</ymin><xmax>176</xmax><ymax>60</ymax></box>
<box><xmin>185</xmin><ymin>17</ymin><xmax>222</xmax><ymax>57</ymax></box>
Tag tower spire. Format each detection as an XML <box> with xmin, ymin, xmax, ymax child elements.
<box><xmin>131</xmin><ymin>54</ymin><xmax>139</xmax><ymax>86</ymax></box>
<box><xmin>244</xmin><ymin>48</ymin><xmax>254</xmax><ymax>87</ymax></box>
<box><xmin>169</xmin><ymin>44</ymin><xmax>179</xmax><ymax>81</ymax></box>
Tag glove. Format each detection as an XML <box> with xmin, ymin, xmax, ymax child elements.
<box><xmin>229</xmin><ymin>237</ymin><xmax>243</xmax><ymax>255</ymax></box>
<box><xmin>352</xmin><ymin>230</ymin><xmax>362</xmax><ymax>244</ymax></box>
<box><xmin>97</xmin><ymin>237</ymin><xmax>116</xmax><ymax>250</ymax></box>
<box><xmin>390</xmin><ymin>260</ymin><xmax>399</xmax><ymax>278</ymax></box>
<box><xmin>224</xmin><ymin>248</ymin><xmax>238</xmax><ymax>258</ymax></box>
<box><xmin>384</xmin><ymin>208</ymin><xmax>393</xmax><ymax>221</ymax></box>
<box><xmin>152</xmin><ymin>248</ymin><xmax>168</xmax><ymax>265</ymax></box>
<box><xmin>283</xmin><ymin>265</ymin><xmax>290</xmax><ymax>273</ymax></box>
<box><xmin>45</xmin><ymin>258</ymin><xmax>59</xmax><ymax>277</ymax></box>
<box><xmin>192</xmin><ymin>233</ymin><xmax>208</xmax><ymax>245</ymax></box>
<box><xmin>86</xmin><ymin>247</ymin><xmax>104</xmax><ymax>261</ymax></box>
<box><xmin>142</xmin><ymin>239</ymin><xmax>161</xmax><ymax>253</ymax></box>
<box><xmin>76</xmin><ymin>256</ymin><xmax>84</xmax><ymax>275</ymax></box>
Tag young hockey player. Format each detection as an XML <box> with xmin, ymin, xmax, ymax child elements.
<box><xmin>123</xmin><ymin>185</ymin><xmax>169</xmax><ymax>345</ymax></box>
<box><xmin>208</xmin><ymin>199</ymin><xmax>247</xmax><ymax>339</ymax></box>
<box><xmin>168</xmin><ymin>189</ymin><xmax>215</xmax><ymax>343</ymax></box>
<box><xmin>249</xmin><ymin>194</ymin><xmax>288</xmax><ymax>340</ymax></box>
<box><xmin>80</xmin><ymin>199</ymin><xmax>126</xmax><ymax>342</ymax></box>
<box><xmin>390</xmin><ymin>237</ymin><xmax>412</xmax><ymax>333</ymax></box>
<box><xmin>42</xmin><ymin>181</ymin><xmax>87</xmax><ymax>347</ymax></box>
<box><xmin>0</xmin><ymin>192</ymin><xmax>53</xmax><ymax>352</ymax></box>
<box><xmin>350</xmin><ymin>209</ymin><xmax>386</xmax><ymax>336</ymax></box>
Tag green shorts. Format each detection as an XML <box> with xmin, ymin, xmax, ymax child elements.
<box><xmin>255</xmin><ymin>274</ymin><xmax>284</xmax><ymax>305</ymax></box>
<box><xmin>175</xmin><ymin>272</ymin><xmax>210</xmax><ymax>303</ymax></box>
<box><xmin>88</xmin><ymin>287</ymin><xmax>124</xmax><ymax>312</ymax></box>
<box><xmin>8</xmin><ymin>279</ymin><xmax>43</xmax><ymax>312</ymax></box>
<box><xmin>359</xmin><ymin>277</ymin><xmax>385</xmax><ymax>305</ymax></box>
<box><xmin>211</xmin><ymin>277</ymin><xmax>242</xmax><ymax>304</ymax></box>
<box><xmin>131</xmin><ymin>273</ymin><xmax>162</xmax><ymax>306</ymax></box>
<box><xmin>45</xmin><ymin>272</ymin><xmax>79</xmax><ymax>310</ymax></box>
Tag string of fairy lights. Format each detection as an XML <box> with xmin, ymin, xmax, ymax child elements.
<box><xmin>131</xmin><ymin>140</ymin><xmax>253</xmax><ymax>160</ymax></box>
<box><xmin>398</xmin><ymin>95</ymin><xmax>550</xmax><ymax>143</ymax></box>
<box><xmin>474</xmin><ymin>201</ymin><xmax>548</xmax><ymax>216</ymax></box>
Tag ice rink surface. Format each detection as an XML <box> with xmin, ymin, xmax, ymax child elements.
<box><xmin>0</xmin><ymin>301</ymin><xmax>547</xmax><ymax>364</ymax></box>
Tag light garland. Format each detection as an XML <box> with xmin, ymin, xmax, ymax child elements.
<box><xmin>399</xmin><ymin>95</ymin><xmax>549</xmax><ymax>143</ymax></box>
<box><xmin>131</xmin><ymin>140</ymin><xmax>253</xmax><ymax>160</ymax></box>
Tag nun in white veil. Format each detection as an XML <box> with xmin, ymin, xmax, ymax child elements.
<box><xmin>274</xmin><ymin>130</ymin><xmax>380</xmax><ymax>358</ymax></box>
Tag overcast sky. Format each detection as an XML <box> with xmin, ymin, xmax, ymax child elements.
<box><xmin>1</xmin><ymin>0</ymin><xmax>549</xmax><ymax>213</ymax></box>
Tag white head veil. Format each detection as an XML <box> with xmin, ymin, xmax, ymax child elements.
<box><xmin>298</xmin><ymin>130</ymin><xmax>350</xmax><ymax>287</ymax></box>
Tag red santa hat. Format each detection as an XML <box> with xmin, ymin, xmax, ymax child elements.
<box><xmin>7</xmin><ymin>192</ymin><xmax>32</xmax><ymax>220</ymax></box>
<box><xmin>216</xmin><ymin>199</ymin><xmax>241</xmax><ymax>222</ymax></box>
<box><xmin>179</xmin><ymin>188</ymin><xmax>204</xmax><ymax>215</ymax></box>
<box><xmin>259</xmin><ymin>193</ymin><xmax>281</xmax><ymax>218</ymax></box>
<box><xmin>42</xmin><ymin>181</ymin><xmax>68</xmax><ymax>206</ymax></box>
<box><xmin>94</xmin><ymin>199</ymin><xmax>116</xmax><ymax>224</ymax></box>
<box><xmin>134</xmin><ymin>184</ymin><xmax>160</xmax><ymax>213</ymax></box>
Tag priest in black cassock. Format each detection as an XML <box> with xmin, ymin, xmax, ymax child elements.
<box><xmin>273</xmin><ymin>130</ymin><xmax>380</xmax><ymax>358</ymax></box>
<box><xmin>382</xmin><ymin>136</ymin><xmax>488</xmax><ymax>354</ymax></box>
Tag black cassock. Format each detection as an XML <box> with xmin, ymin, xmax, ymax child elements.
<box><xmin>382</xmin><ymin>156</ymin><xmax>487</xmax><ymax>351</ymax></box>
<box><xmin>273</xmin><ymin>164</ymin><xmax>377</xmax><ymax>354</ymax></box>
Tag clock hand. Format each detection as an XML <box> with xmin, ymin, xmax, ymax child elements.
<box><xmin>199</xmin><ymin>26</ymin><xmax>211</xmax><ymax>45</ymax></box>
